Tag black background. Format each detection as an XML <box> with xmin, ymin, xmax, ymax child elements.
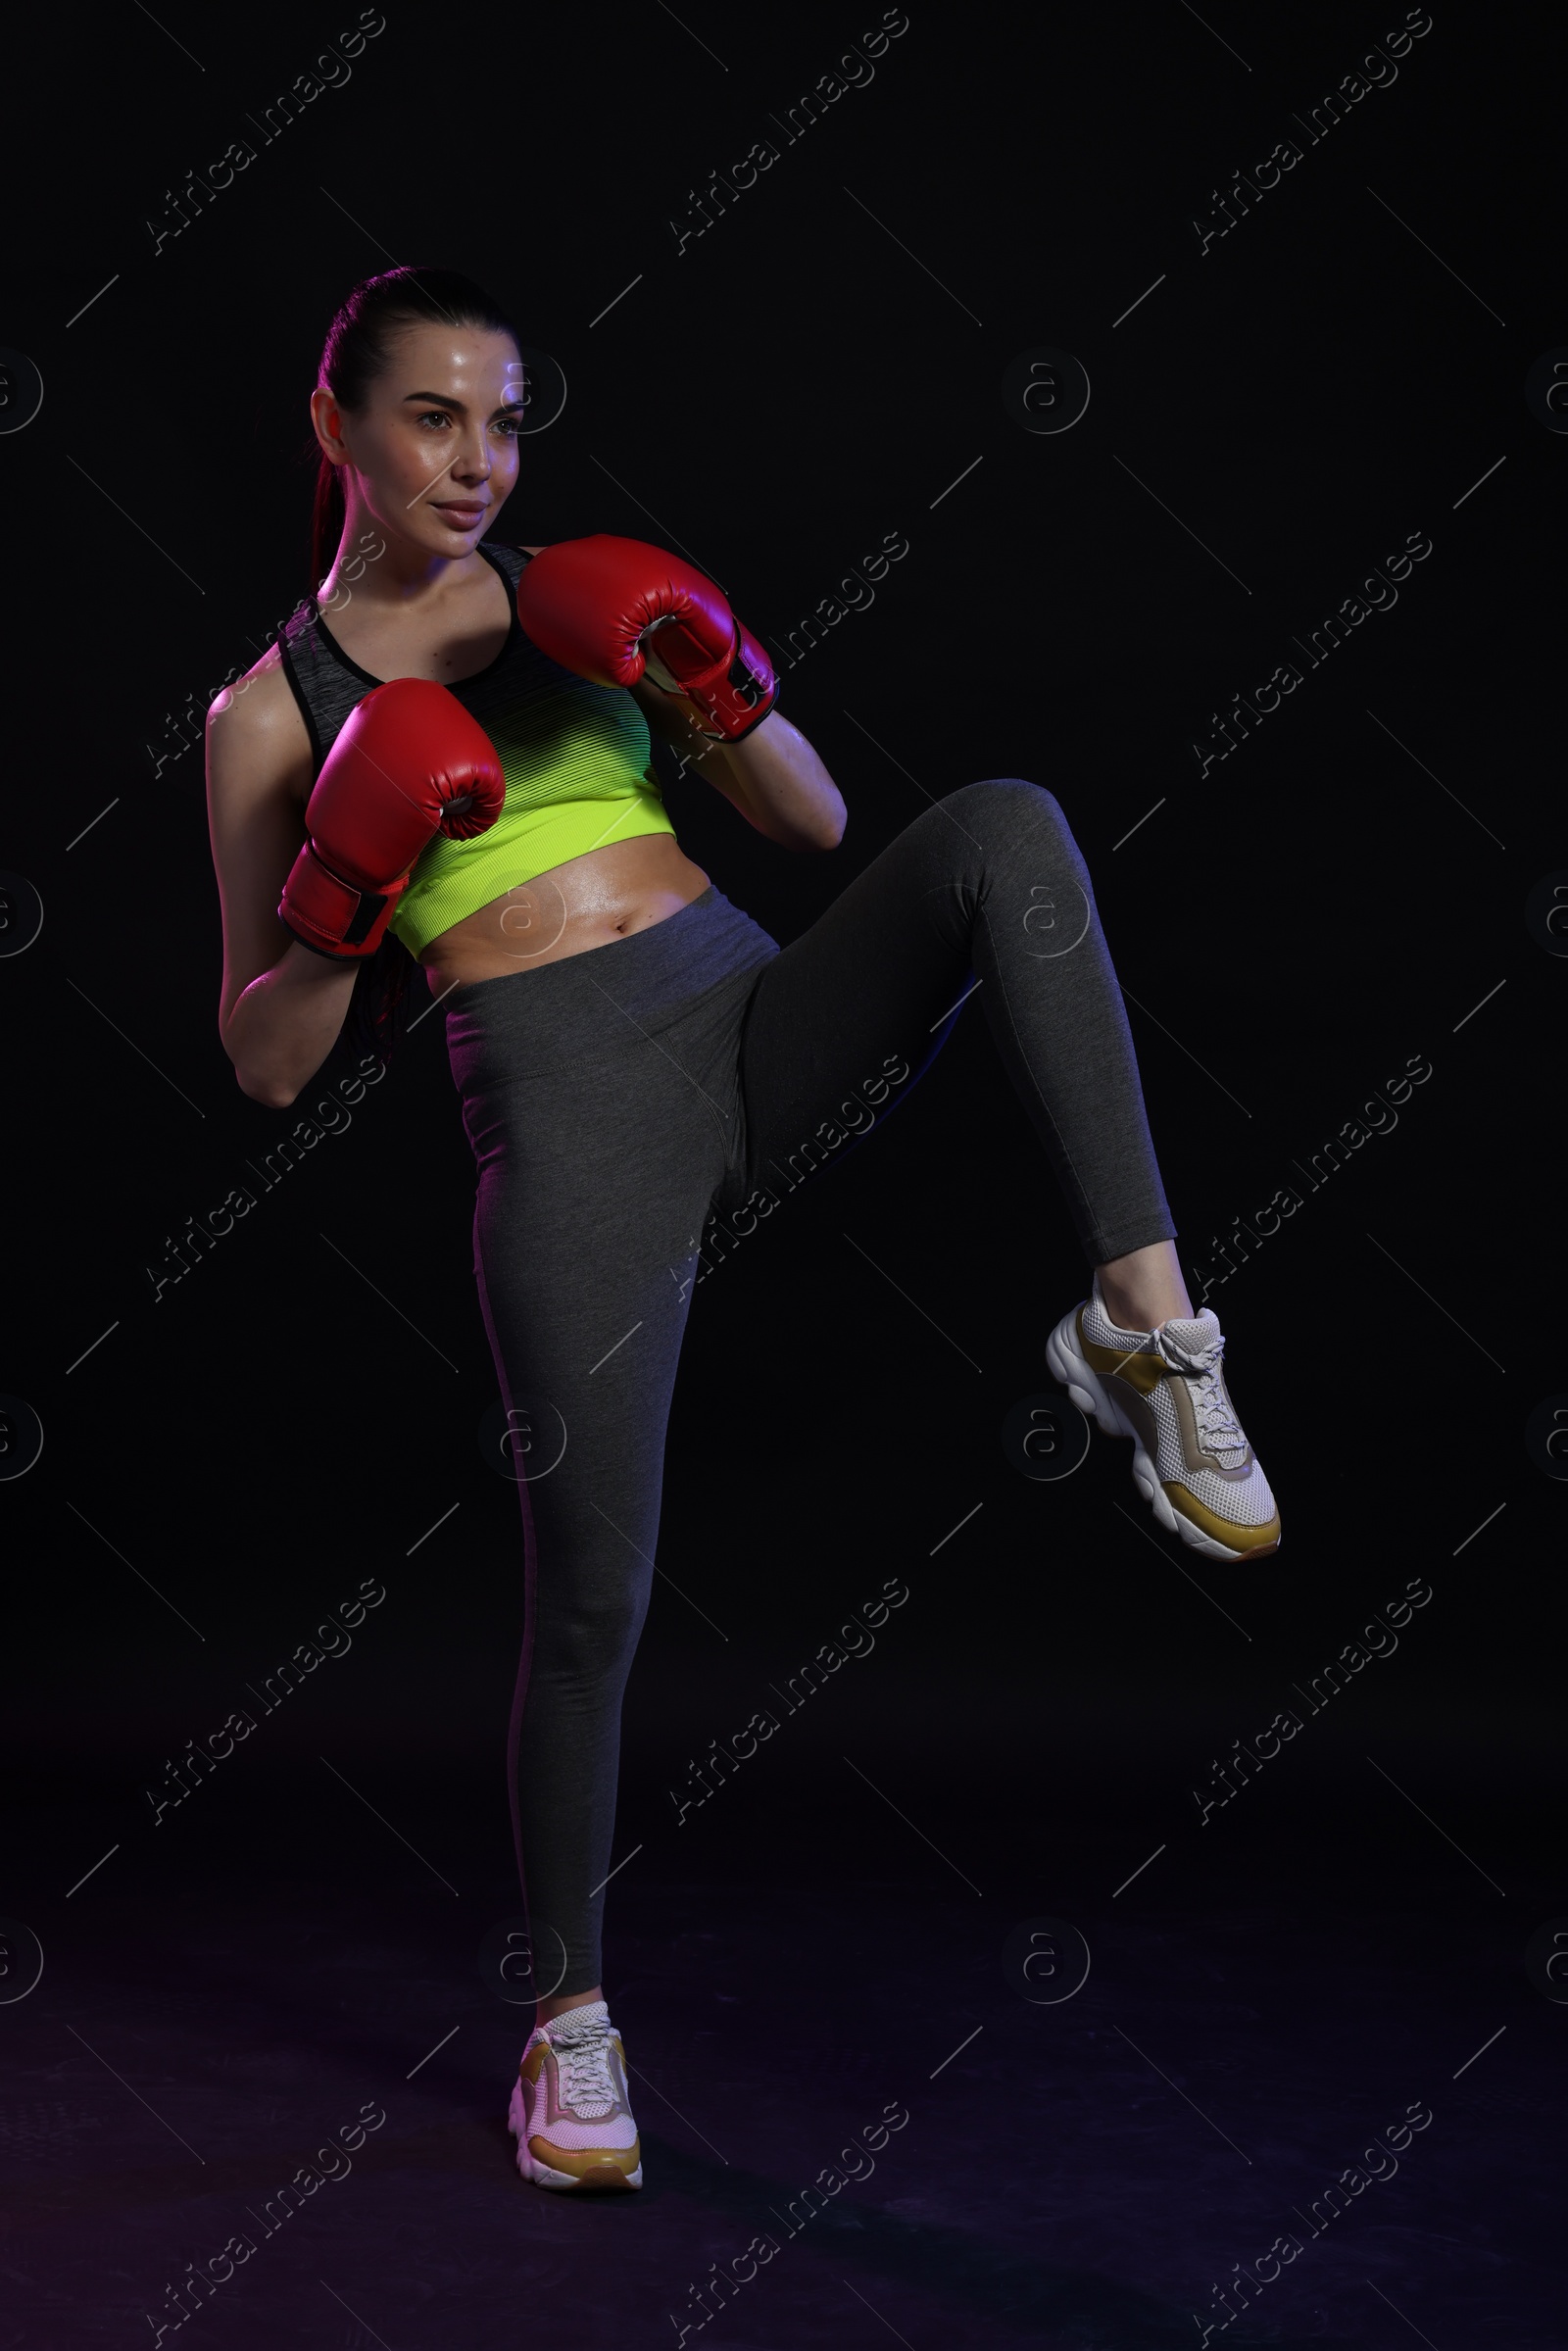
<box><xmin>1</xmin><ymin>3</ymin><xmax>1562</xmax><ymax>2345</ymax></box>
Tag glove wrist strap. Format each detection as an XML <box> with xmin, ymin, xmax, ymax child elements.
<box><xmin>279</xmin><ymin>840</ymin><xmax>409</xmax><ymax>959</ymax></box>
<box><xmin>645</xmin><ymin>620</ymin><xmax>778</xmax><ymax>742</ymax></box>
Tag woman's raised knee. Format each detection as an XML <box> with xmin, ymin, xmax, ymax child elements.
<box><xmin>946</xmin><ymin>775</ymin><xmax>1074</xmax><ymax>851</ymax></box>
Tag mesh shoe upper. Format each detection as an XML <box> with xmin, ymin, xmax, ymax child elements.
<box><xmin>1080</xmin><ymin>1287</ymin><xmax>1279</xmax><ymax>1533</ymax></box>
<box><xmin>518</xmin><ymin>2005</ymin><xmax>640</xmax><ymax>2155</ymax></box>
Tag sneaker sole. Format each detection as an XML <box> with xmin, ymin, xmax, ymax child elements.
<box><xmin>507</xmin><ymin>2079</ymin><xmax>643</xmax><ymax>2191</ymax></box>
<box><xmin>1047</xmin><ymin>1311</ymin><xmax>1280</xmax><ymax>1565</ymax></box>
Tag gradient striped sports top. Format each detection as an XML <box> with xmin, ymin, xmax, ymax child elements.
<box><xmin>277</xmin><ymin>541</ymin><xmax>675</xmax><ymax>957</ymax></box>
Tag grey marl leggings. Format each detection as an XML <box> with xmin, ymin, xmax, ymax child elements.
<box><xmin>443</xmin><ymin>778</ymin><xmax>1175</xmax><ymax>1995</ymax></box>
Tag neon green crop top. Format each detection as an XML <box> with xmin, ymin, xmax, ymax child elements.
<box><xmin>278</xmin><ymin>542</ymin><xmax>676</xmax><ymax>960</ymax></box>
<box><xmin>390</xmin><ymin>676</ymin><xmax>673</xmax><ymax>958</ymax></box>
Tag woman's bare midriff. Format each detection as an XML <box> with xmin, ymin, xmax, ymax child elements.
<box><xmin>418</xmin><ymin>833</ymin><xmax>712</xmax><ymax>994</ymax></box>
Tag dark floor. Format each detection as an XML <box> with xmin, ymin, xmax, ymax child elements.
<box><xmin>3</xmin><ymin>1761</ymin><xmax>1558</xmax><ymax>2351</ymax></box>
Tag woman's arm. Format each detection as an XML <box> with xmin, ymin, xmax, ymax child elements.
<box><xmin>630</xmin><ymin>679</ymin><xmax>846</xmax><ymax>852</ymax></box>
<box><xmin>205</xmin><ymin>649</ymin><xmax>360</xmax><ymax>1107</ymax></box>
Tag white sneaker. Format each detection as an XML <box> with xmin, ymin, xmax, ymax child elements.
<box><xmin>507</xmin><ymin>2000</ymin><xmax>643</xmax><ymax>2191</ymax></box>
<box><xmin>1047</xmin><ymin>1275</ymin><xmax>1281</xmax><ymax>1562</ymax></box>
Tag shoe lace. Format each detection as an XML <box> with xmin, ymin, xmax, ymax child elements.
<box><xmin>1154</xmin><ymin>1323</ymin><xmax>1248</xmax><ymax>1464</ymax></box>
<box><xmin>546</xmin><ymin>2018</ymin><xmax>619</xmax><ymax>2118</ymax></box>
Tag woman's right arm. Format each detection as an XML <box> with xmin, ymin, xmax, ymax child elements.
<box><xmin>205</xmin><ymin>648</ymin><xmax>361</xmax><ymax>1108</ymax></box>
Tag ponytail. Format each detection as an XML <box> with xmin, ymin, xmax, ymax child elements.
<box><xmin>343</xmin><ymin>931</ymin><xmax>421</xmax><ymax>1072</ymax></box>
<box><xmin>311</xmin><ymin>454</ymin><xmax>346</xmax><ymax>590</ymax></box>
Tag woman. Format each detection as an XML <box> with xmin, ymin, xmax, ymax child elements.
<box><xmin>206</xmin><ymin>266</ymin><xmax>1280</xmax><ymax>2198</ymax></box>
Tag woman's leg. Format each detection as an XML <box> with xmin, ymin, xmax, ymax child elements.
<box><xmin>730</xmin><ymin>777</ymin><xmax>1278</xmax><ymax>1559</ymax></box>
<box><xmin>446</xmin><ymin>909</ymin><xmax>768</xmax><ymax>2013</ymax></box>
<box><xmin>442</xmin><ymin>892</ymin><xmax>783</xmax><ymax>2189</ymax></box>
<box><xmin>1098</xmin><ymin>1241</ymin><xmax>1194</xmax><ymax>1333</ymax></box>
<box><xmin>469</xmin><ymin>1090</ymin><xmax>727</xmax><ymax>2004</ymax></box>
<box><xmin>734</xmin><ymin>776</ymin><xmax>1175</xmax><ymax>1269</ymax></box>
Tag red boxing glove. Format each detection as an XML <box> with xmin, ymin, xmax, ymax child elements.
<box><xmin>279</xmin><ymin>678</ymin><xmax>505</xmax><ymax>958</ymax></box>
<box><xmin>515</xmin><ymin>534</ymin><xmax>777</xmax><ymax>742</ymax></box>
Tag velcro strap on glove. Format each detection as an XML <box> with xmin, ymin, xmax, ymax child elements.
<box><xmin>644</xmin><ymin>619</ymin><xmax>778</xmax><ymax>743</ymax></box>
<box><xmin>278</xmin><ymin>840</ymin><xmax>409</xmax><ymax>959</ymax></box>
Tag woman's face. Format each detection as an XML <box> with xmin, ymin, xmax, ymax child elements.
<box><xmin>312</xmin><ymin>320</ymin><xmax>525</xmax><ymax>562</ymax></box>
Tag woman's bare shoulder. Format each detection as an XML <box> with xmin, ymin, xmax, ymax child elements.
<box><xmin>214</xmin><ymin>637</ymin><xmax>291</xmax><ymax>715</ymax></box>
<box><xmin>206</xmin><ymin>641</ymin><xmax>312</xmax><ymax>797</ymax></box>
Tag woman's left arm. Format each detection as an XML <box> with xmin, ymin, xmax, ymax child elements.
<box><xmin>630</xmin><ymin>679</ymin><xmax>846</xmax><ymax>852</ymax></box>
